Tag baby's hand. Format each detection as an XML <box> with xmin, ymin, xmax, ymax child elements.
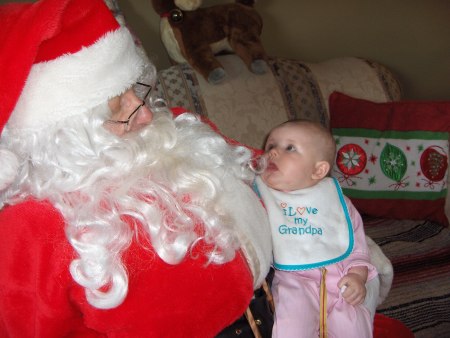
<box><xmin>337</xmin><ymin>268</ymin><xmax>367</xmax><ymax>306</ymax></box>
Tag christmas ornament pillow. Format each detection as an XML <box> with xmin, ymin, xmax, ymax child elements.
<box><xmin>329</xmin><ymin>92</ymin><xmax>450</xmax><ymax>226</ymax></box>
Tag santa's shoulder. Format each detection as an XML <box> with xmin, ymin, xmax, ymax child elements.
<box><xmin>1</xmin><ymin>198</ymin><xmax>63</xmax><ymax>227</ymax></box>
<box><xmin>0</xmin><ymin>198</ymin><xmax>69</xmax><ymax>252</ymax></box>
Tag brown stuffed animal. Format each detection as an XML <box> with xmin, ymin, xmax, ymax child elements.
<box><xmin>152</xmin><ymin>0</ymin><xmax>268</xmax><ymax>84</ymax></box>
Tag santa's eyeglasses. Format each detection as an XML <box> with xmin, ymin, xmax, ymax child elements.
<box><xmin>105</xmin><ymin>82</ymin><xmax>152</xmax><ymax>130</ymax></box>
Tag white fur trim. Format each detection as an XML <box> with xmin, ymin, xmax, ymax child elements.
<box><xmin>160</xmin><ymin>18</ymin><xmax>186</xmax><ymax>64</ymax></box>
<box><xmin>366</xmin><ymin>235</ymin><xmax>393</xmax><ymax>305</ymax></box>
<box><xmin>7</xmin><ymin>28</ymin><xmax>144</xmax><ymax>133</ymax></box>
<box><xmin>220</xmin><ymin>179</ymin><xmax>272</xmax><ymax>288</ymax></box>
<box><xmin>175</xmin><ymin>0</ymin><xmax>202</xmax><ymax>11</ymax></box>
<box><xmin>0</xmin><ymin>148</ymin><xmax>19</xmax><ymax>191</ymax></box>
<box><xmin>364</xmin><ymin>275</ymin><xmax>380</xmax><ymax>321</ymax></box>
<box><xmin>362</xmin><ymin>235</ymin><xmax>393</xmax><ymax>319</ymax></box>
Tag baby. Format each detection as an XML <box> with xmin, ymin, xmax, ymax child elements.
<box><xmin>255</xmin><ymin>120</ymin><xmax>378</xmax><ymax>338</ymax></box>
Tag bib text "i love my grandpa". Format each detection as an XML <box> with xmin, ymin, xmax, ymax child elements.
<box><xmin>279</xmin><ymin>203</ymin><xmax>323</xmax><ymax>236</ymax></box>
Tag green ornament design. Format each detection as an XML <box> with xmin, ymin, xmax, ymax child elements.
<box><xmin>380</xmin><ymin>143</ymin><xmax>407</xmax><ymax>182</ymax></box>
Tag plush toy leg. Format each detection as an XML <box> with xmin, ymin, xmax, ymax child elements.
<box><xmin>185</xmin><ymin>47</ymin><xmax>226</xmax><ymax>84</ymax></box>
<box><xmin>229</xmin><ymin>31</ymin><xmax>268</xmax><ymax>75</ymax></box>
<box><xmin>208</xmin><ymin>68</ymin><xmax>226</xmax><ymax>84</ymax></box>
<box><xmin>230</xmin><ymin>42</ymin><xmax>268</xmax><ymax>75</ymax></box>
<box><xmin>250</xmin><ymin>59</ymin><xmax>268</xmax><ymax>75</ymax></box>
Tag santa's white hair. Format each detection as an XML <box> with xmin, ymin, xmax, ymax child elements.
<box><xmin>0</xmin><ymin>99</ymin><xmax>261</xmax><ymax>309</ymax></box>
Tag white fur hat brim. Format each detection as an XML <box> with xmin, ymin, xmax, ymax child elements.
<box><xmin>7</xmin><ymin>27</ymin><xmax>144</xmax><ymax>134</ymax></box>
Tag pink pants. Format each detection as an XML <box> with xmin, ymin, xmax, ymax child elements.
<box><xmin>272</xmin><ymin>269</ymin><xmax>373</xmax><ymax>338</ymax></box>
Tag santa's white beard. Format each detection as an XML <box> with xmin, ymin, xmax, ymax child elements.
<box><xmin>0</xmin><ymin>104</ymin><xmax>271</xmax><ymax>308</ymax></box>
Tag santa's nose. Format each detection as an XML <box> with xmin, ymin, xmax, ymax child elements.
<box><xmin>128</xmin><ymin>104</ymin><xmax>153</xmax><ymax>131</ymax></box>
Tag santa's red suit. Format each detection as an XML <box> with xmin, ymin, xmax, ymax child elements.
<box><xmin>0</xmin><ymin>198</ymin><xmax>259</xmax><ymax>337</ymax></box>
<box><xmin>0</xmin><ymin>1</ymin><xmax>272</xmax><ymax>337</ymax></box>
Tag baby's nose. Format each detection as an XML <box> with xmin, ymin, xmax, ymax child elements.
<box><xmin>268</xmin><ymin>148</ymin><xmax>278</xmax><ymax>158</ymax></box>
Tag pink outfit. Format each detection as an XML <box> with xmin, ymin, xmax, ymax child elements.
<box><xmin>272</xmin><ymin>198</ymin><xmax>377</xmax><ymax>338</ymax></box>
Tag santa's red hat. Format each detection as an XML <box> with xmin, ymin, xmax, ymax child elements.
<box><xmin>0</xmin><ymin>0</ymin><xmax>145</xmax><ymax>134</ymax></box>
<box><xmin>0</xmin><ymin>0</ymin><xmax>145</xmax><ymax>188</ymax></box>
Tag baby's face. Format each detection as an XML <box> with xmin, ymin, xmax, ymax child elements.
<box><xmin>261</xmin><ymin>123</ymin><xmax>320</xmax><ymax>191</ymax></box>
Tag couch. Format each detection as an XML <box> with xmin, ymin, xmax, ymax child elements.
<box><xmin>107</xmin><ymin>1</ymin><xmax>450</xmax><ymax>336</ymax></box>
<box><xmin>154</xmin><ymin>54</ymin><xmax>450</xmax><ymax>338</ymax></box>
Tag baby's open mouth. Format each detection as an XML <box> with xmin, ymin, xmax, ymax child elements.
<box><xmin>266</xmin><ymin>162</ymin><xmax>278</xmax><ymax>171</ymax></box>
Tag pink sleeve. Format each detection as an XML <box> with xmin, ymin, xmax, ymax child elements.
<box><xmin>342</xmin><ymin>197</ymin><xmax>378</xmax><ymax>281</ymax></box>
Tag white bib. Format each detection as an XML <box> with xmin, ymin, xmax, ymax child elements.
<box><xmin>256</xmin><ymin>177</ymin><xmax>354</xmax><ymax>271</ymax></box>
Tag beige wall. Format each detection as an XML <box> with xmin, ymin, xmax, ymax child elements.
<box><xmin>2</xmin><ymin>0</ymin><xmax>449</xmax><ymax>100</ymax></box>
<box><xmin>117</xmin><ymin>0</ymin><xmax>449</xmax><ymax>101</ymax></box>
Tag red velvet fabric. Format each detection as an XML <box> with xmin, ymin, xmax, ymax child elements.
<box><xmin>373</xmin><ymin>314</ymin><xmax>414</xmax><ymax>338</ymax></box>
<box><xmin>0</xmin><ymin>199</ymin><xmax>253</xmax><ymax>337</ymax></box>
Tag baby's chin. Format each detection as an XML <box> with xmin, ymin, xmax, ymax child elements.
<box><xmin>261</xmin><ymin>174</ymin><xmax>286</xmax><ymax>191</ymax></box>
<box><xmin>262</xmin><ymin>175</ymin><xmax>312</xmax><ymax>192</ymax></box>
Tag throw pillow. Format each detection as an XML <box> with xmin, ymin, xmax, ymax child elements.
<box><xmin>329</xmin><ymin>92</ymin><xmax>450</xmax><ymax>225</ymax></box>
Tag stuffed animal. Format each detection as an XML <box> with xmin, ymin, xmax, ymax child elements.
<box><xmin>152</xmin><ymin>0</ymin><xmax>268</xmax><ymax>84</ymax></box>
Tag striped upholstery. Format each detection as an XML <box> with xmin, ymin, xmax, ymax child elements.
<box><xmin>365</xmin><ymin>217</ymin><xmax>450</xmax><ymax>337</ymax></box>
<box><xmin>155</xmin><ymin>54</ymin><xmax>401</xmax><ymax>149</ymax></box>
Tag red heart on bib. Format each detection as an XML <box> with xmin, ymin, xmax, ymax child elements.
<box><xmin>297</xmin><ymin>207</ymin><xmax>306</xmax><ymax>215</ymax></box>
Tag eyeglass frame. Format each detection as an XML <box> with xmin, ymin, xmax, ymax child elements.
<box><xmin>105</xmin><ymin>82</ymin><xmax>152</xmax><ymax>128</ymax></box>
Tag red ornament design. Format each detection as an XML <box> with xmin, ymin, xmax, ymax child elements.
<box><xmin>336</xmin><ymin>144</ymin><xmax>367</xmax><ymax>176</ymax></box>
<box><xmin>420</xmin><ymin>146</ymin><xmax>448</xmax><ymax>182</ymax></box>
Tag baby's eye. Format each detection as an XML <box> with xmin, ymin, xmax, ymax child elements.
<box><xmin>265</xmin><ymin>144</ymin><xmax>275</xmax><ymax>152</ymax></box>
<box><xmin>286</xmin><ymin>144</ymin><xmax>296</xmax><ymax>152</ymax></box>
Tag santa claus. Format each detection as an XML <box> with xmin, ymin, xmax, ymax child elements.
<box><xmin>0</xmin><ymin>0</ymin><xmax>272</xmax><ymax>337</ymax></box>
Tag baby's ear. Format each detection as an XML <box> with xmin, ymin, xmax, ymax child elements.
<box><xmin>312</xmin><ymin>161</ymin><xmax>330</xmax><ymax>180</ymax></box>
